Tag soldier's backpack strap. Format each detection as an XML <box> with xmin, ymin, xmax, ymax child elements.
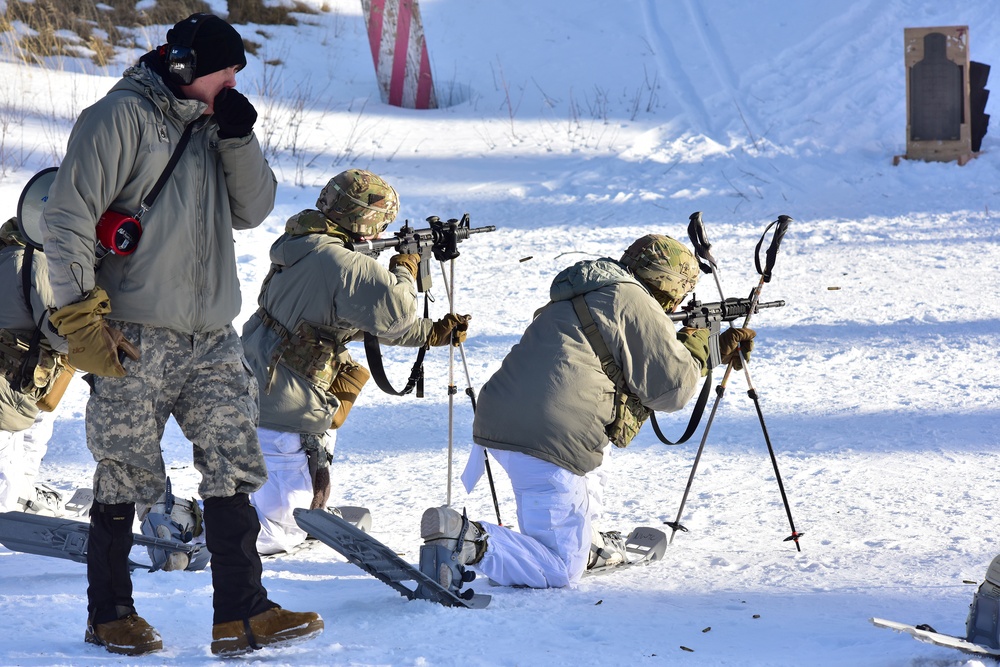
<box><xmin>21</xmin><ymin>245</ymin><xmax>32</xmax><ymax>309</ymax></box>
<box><xmin>570</xmin><ymin>294</ymin><xmax>710</xmax><ymax>446</ymax></box>
<box><xmin>571</xmin><ymin>295</ymin><xmax>633</xmax><ymax>396</ymax></box>
<box><xmin>17</xmin><ymin>245</ymin><xmax>45</xmax><ymax>393</ymax></box>
<box><xmin>571</xmin><ymin>295</ymin><xmax>651</xmax><ymax>447</ymax></box>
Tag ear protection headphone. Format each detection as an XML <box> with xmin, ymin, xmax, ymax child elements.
<box><xmin>165</xmin><ymin>13</ymin><xmax>212</xmax><ymax>86</ymax></box>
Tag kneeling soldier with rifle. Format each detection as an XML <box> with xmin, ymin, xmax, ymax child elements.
<box><xmin>241</xmin><ymin>169</ymin><xmax>471</xmax><ymax>555</ymax></box>
<box><xmin>422</xmin><ymin>233</ymin><xmax>755</xmax><ymax>588</ymax></box>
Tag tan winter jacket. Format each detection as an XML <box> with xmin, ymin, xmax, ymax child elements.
<box><xmin>241</xmin><ymin>226</ymin><xmax>433</xmax><ymax>435</ymax></box>
<box><xmin>472</xmin><ymin>258</ymin><xmax>701</xmax><ymax>475</ymax></box>
<box><xmin>0</xmin><ymin>244</ymin><xmax>65</xmax><ymax>431</ymax></box>
<box><xmin>40</xmin><ymin>62</ymin><xmax>276</xmax><ymax>331</ymax></box>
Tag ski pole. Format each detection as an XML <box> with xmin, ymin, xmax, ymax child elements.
<box><xmin>447</xmin><ymin>283</ymin><xmax>455</xmax><ymax>506</ymax></box>
<box><xmin>439</xmin><ymin>260</ymin><xmax>503</xmax><ymax>526</ymax></box>
<box><xmin>738</xmin><ymin>216</ymin><xmax>802</xmax><ymax>550</ymax></box>
<box><xmin>686</xmin><ymin>212</ymin><xmax>725</xmax><ymax>302</ymax></box>
<box><xmin>739</xmin><ymin>360</ymin><xmax>802</xmax><ymax>550</ymax></box>
<box><xmin>666</xmin><ymin>216</ymin><xmax>799</xmax><ymax>549</ymax></box>
<box><xmin>690</xmin><ymin>212</ymin><xmax>802</xmax><ymax>550</ymax></box>
<box><xmin>664</xmin><ymin>213</ymin><xmax>731</xmax><ymax>543</ymax></box>
<box><xmin>664</xmin><ymin>350</ymin><xmax>737</xmax><ymax>544</ymax></box>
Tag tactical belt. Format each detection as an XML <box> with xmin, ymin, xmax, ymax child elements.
<box><xmin>256</xmin><ymin>307</ymin><xmax>341</xmax><ymax>393</ymax></box>
<box><xmin>256</xmin><ymin>306</ymin><xmax>291</xmax><ymax>342</ymax></box>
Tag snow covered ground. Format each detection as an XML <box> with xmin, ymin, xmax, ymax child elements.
<box><xmin>1</xmin><ymin>0</ymin><xmax>1000</xmax><ymax>664</ymax></box>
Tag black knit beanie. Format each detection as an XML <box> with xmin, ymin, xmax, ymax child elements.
<box><xmin>166</xmin><ymin>14</ymin><xmax>247</xmax><ymax>79</ymax></box>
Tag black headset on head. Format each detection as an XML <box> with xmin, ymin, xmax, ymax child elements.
<box><xmin>165</xmin><ymin>13</ymin><xmax>213</xmax><ymax>86</ymax></box>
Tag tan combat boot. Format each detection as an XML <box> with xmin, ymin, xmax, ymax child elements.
<box><xmin>211</xmin><ymin>607</ymin><xmax>324</xmax><ymax>656</ymax></box>
<box><xmin>85</xmin><ymin>613</ymin><xmax>162</xmax><ymax>656</ymax></box>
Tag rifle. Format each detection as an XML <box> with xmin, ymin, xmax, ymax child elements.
<box><xmin>669</xmin><ymin>294</ymin><xmax>785</xmax><ymax>368</ymax></box>
<box><xmin>347</xmin><ymin>213</ymin><xmax>496</xmax><ymax>292</ymax></box>
<box><xmin>351</xmin><ymin>213</ymin><xmax>495</xmax><ymax>399</ymax></box>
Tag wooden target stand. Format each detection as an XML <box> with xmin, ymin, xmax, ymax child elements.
<box><xmin>895</xmin><ymin>26</ymin><xmax>977</xmax><ymax>166</ymax></box>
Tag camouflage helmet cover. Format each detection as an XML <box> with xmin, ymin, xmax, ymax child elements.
<box><xmin>620</xmin><ymin>234</ymin><xmax>699</xmax><ymax>310</ymax></box>
<box><xmin>316</xmin><ymin>169</ymin><xmax>399</xmax><ymax>238</ymax></box>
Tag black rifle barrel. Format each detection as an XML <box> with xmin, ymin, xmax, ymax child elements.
<box><xmin>668</xmin><ymin>298</ymin><xmax>785</xmax><ymax>324</ymax></box>
<box><xmin>347</xmin><ymin>224</ymin><xmax>496</xmax><ymax>256</ymax></box>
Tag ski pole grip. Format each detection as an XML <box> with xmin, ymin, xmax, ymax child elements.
<box><xmin>686</xmin><ymin>211</ymin><xmax>717</xmax><ymax>274</ymax></box>
<box><xmin>755</xmin><ymin>215</ymin><xmax>792</xmax><ymax>283</ymax></box>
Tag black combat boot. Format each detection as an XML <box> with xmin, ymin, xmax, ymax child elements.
<box><xmin>203</xmin><ymin>493</ymin><xmax>323</xmax><ymax>656</ymax></box>
<box><xmin>84</xmin><ymin>502</ymin><xmax>162</xmax><ymax>655</ymax></box>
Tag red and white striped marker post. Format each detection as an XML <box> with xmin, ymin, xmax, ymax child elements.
<box><xmin>362</xmin><ymin>0</ymin><xmax>437</xmax><ymax>109</ymax></box>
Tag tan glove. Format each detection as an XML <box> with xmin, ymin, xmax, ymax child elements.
<box><xmin>719</xmin><ymin>327</ymin><xmax>756</xmax><ymax>370</ymax></box>
<box><xmin>427</xmin><ymin>313</ymin><xmax>471</xmax><ymax>347</ymax></box>
<box><xmin>49</xmin><ymin>287</ymin><xmax>140</xmax><ymax>377</ymax></box>
<box><xmin>35</xmin><ymin>359</ymin><xmax>76</xmax><ymax>412</ymax></box>
<box><xmin>388</xmin><ymin>253</ymin><xmax>420</xmax><ymax>280</ymax></box>
<box><xmin>329</xmin><ymin>362</ymin><xmax>371</xmax><ymax>429</ymax></box>
<box><xmin>676</xmin><ymin>327</ymin><xmax>710</xmax><ymax>376</ymax></box>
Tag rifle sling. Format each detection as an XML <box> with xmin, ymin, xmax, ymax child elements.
<box><xmin>649</xmin><ymin>371</ymin><xmax>711</xmax><ymax>446</ymax></box>
<box><xmin>139</xmin><ymin>122</ymin><xmax>194</xmax><ymax>215</ymax></box>
<box><xmin>363</xmin><ymin>297</ymin><xmax>429</xmax><ymax>397</ymax></box>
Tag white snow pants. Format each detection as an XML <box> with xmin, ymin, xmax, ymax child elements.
<box><xmin>0</xmin><ymin>411</ymin><xmax>54</xmax><ymax>512</ymax></box>
<box><xmin>473</xmin><ymin>446</ymin><xmax>610</xmax><ymax>588</ymax></box>
<box><xmin>250</xmin><ymin>427</ymin><xmax>336</xmax><ymax>555</ymax></box>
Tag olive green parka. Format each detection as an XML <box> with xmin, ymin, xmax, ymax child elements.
<box><xmin>242</xmin><ymin>218</ymin><xmax>433</xmax><ymax>435</ymax></box>
<box><xmin>472</xmin><ymin>258</ymin><xmax>701</xmax><ymax>475</ymax></box>
<box><xmin>40</xmin><ymin>61</ymin><xmax>276</xmax><ymax>331</ymax></box>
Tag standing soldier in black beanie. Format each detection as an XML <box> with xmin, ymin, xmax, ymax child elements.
<box><xmin>40</xmin><ymin>14</ymin><xmax>323</xmax><ymax>657</ymax></box>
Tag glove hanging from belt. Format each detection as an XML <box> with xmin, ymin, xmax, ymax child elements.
<box><xmin>49</xmin><ymin>287</ymin><xmax>140</xmax><ymax>377</ymax></box>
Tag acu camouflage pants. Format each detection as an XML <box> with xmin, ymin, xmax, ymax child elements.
<box><xmin>87</xmin><ymin>323</ymin><xmax>266</xmax><ymax>505</ymax></box>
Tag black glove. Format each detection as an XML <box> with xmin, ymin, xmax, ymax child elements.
<box><xmin>213</xmin><ymin>88</ymin><xmax>257</xmax><ymax>139</ymax></box>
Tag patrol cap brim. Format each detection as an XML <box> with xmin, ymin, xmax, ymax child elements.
<box><xmin>17</xmin><ymin>167</ymin><xmax>57</xmax><ymax>251</ymax></box>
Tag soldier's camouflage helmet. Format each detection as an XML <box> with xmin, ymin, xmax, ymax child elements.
<box><xmin>620</xmin><ymin>234</ymin><xmax>699</xmax><ymax>311</ymax></box>
<box><xmin>0</xmin><ymin>217</ymin><xmax>25</xmax><ymax>246</ymax></box>
<box><xmin>316</xmin><ymin>169</ymin><xmax>399</xmax><ymax>239</ymax></box>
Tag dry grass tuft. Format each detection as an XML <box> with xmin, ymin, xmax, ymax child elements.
<box><xmin>0</xmin><ymin>0</ymin><xmax>314</xmax><ymax>66</ymax></box>
<box><xmin>227</xmin><ymin>0</ymin><xmax>316</xmax><ymax>26</ymax></box>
